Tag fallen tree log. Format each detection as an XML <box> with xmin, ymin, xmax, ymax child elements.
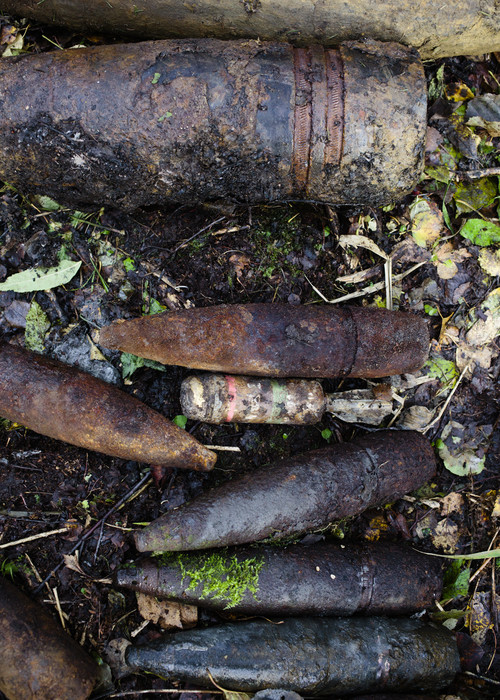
<box><xmin>0</xmin><ymin>39</ymin><xmax>426</xmax><ymax>209</ymax></box>
<box><xmin>3</xmin><ymin>0</ymin><xmax>499</xmax><ymax>60</ymax></box>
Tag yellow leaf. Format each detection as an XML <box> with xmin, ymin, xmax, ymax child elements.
<box><xmin>444</xmin><ymin>82</ymin><xmax>475</xmax><ymax>102</ymax></box>
<box><xmin>410</xmin><ymin>199</ymin><xmax>444</xmax><ymax>248</ymax></box>
<box><xmin>479</xmin><ymin>248</ymin><xmax>500</xmax><ymax>277</ymax></box>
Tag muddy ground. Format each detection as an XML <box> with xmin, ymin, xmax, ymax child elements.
<box><xmin>0</xmin><ymin>15</ymin><xmax>499</xmax><ymax>700</ymax></box>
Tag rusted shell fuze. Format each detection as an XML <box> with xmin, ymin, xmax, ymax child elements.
<box><xmin>0</xmin><ymin>342</ymin><xmax>216</xmax><ymax>471</ymax></box>
<box><xmin>134</xmin><ymin>430</ymin><xmax>436</xmax><ymax>552</ymax></box>
<box><xmin>124</xmin><ymin>617</ymin><xmax>460</xmax><ymax>695</ymax></box>
<box><xmin>116</xmin><ymin>541</ymin><xmax>443</xmax><ymax>615</ymax></box>
<box><xmin>100</xmin><ymin>304</ymin><xmax>429</xmax><ymax>379</ymax></box>
<box><xmin>2</xmin><ymin>0</ymin><xmax>499</xmax><ymax>60</ymax></box>
<box><xmin>0</xmin><ymin>576</ymin><xmax>98</xmax><ymax>700</ymax></box>
<box><xmin>0</xmin><ymin>38</ymin><xmax>426</xmax><ymax>209</ymax></box>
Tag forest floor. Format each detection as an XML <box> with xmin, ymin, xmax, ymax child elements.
<box><xmin>0</xmin><ymin>14</ymin><xmax>499</xmax><ymax>700</ymax></box>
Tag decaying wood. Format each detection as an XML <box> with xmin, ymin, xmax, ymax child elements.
<box><xmin>3</xmin><ymin>0</ymin><xmax>499</xmax><ymax>59</ymax></box>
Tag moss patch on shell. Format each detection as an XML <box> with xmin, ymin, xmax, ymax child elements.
<box><xmin>173</xmin><ymin>551</ymin><xmax>264</xmax><ymax>609</ymax></box>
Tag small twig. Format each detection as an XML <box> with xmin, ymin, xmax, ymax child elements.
<box><xmin>306</xmin><ymin>261</ymin><xmax>427</xmax><ymax>304</ymax></box>
<box><xmin>384</xmin><ymin>257</ymin><xmax>393</xmax><ymax>311</ymax></box>
<box><xmin>0</xmin><ymin>526</ymin><xmax>69</xmax><ymax>550</ymax></box>
<box><xmin>203</xmin><ymin>444</ymin><xmax>241</xmax><ymax>452</ymax></box>
<box><xmin>456</xmin><ymin>167</ymin><xmax>500</xmax><ymax>180</ymax></box>
<box><xmin>34</xmin><ymin>472</ymin><xmax>152</xmax><ymax>593</ymax></box>
<box><xmin>52</xmin><ymin>586</ymin><xmax>66</xmax><ymax>630</ymax></box>
<box><xmin>171</xmin><ymin>217</ymin><xmax>226</xmax><ymax>255</ymax></box>
<box><xmin>93</xmin><ymin>690</ymin><xmax>223</xmax><ymax>698</ymax></box>
<box><xmin>470</xmin><ymin>527</ymin><xmax>500</xmax><ymax>583</ymax></box>
<box><xmin>423</xmin><ymin>363</ymin><xmax>470</xmax><ymax>433</ymax></box>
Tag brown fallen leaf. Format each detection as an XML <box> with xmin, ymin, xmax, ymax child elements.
<box><xmin>441</xmin><ymin>492</ymin><xmax>465</xmax><ymax>517</ymax></box>
<box><xmin>431</xmin><ymin>518</ymin><xmax>460</xmax><ymax>553</ymax></box>
<box><xmin>136</xmin><ymin>591</ymin><xmax>198</xmax><ymax>630</ymax></box>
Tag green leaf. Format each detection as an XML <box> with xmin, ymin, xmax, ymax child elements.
<box><xmin>459</xmin><ymin>218</ymin><xmax>500</xmax><ymax>247</ymax></box>
<box><xmin>0</xmin><ymin>260</ymin><xmax>81</xmax><ymax>293</ymax></box>
<box><xmin>158</xmin><ymin>111</ymin><xmax>172</xmax><ymax>122</ymax></box>
<box><xmin>453</xmin><ymin>177</ymin><xmax>497</xmax><ymax>215</ymax></box>
<box><xmin>148</xmin><ymin>298</ymin><xmax>167</xmax><ymax>315</ymax></box>
<box><xmin>424</xmin><ymin>304</ymin><xmax>439</xmax><ymax>316</ymax></box>
<box><xmin>424</xmin><ymin>357</ymin><xmax>458</xmax><ymax>388</ymax></box>
<box><xmin>442</xmin><ymin>559</ymin><xmax>470</xmax><ymax>599</ymax></box>
<box><xmin>24</xmin><ymin>301</ymin><xmax>50</xmax><ymax>353</ymax></box>
<box><xmin>123</xmin><ymin>257</ymin><xmax>135</xmax><ymax>272</ymax></box>
<box><xmin>36</xmin><ymin>195</ymin><xmax>61</xmax><ymax>212</ymax></box>
<box><xmin>442</xmin><ymin>200</ymin><xmax>452</xmax><ymax>230</ymax></box>
<box><xmin>120</xmin><ymin>352</ymin><xmax>166</xmax><ymax>379</ymax></box>
<box><xmin>417</xmin><ymin>548</ymin><xmax>500</xmax><ymax>561</ymax></box>
<box><xmin>321</xmin><ymin>428</ymin><xmax>332</xmax><ymax>441</ymax></box>
<box><xmin>151</xmin><ymin>72</ymin><xmax>161</xmax><ymax>84</ymax></box>
<box><xmin>173</xmin><ymin>414</ymin><xmax>188</xmax><ymax>429</ymax></box>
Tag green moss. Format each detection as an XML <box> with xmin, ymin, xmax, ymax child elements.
<box><xmin>174</xmin><ymin>552</ymin><xmax>264</xmax><ymax>609</ymax></box>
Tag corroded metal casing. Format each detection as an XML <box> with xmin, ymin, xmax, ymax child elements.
<box><xmin>124</xmin><ymin>617</ymin><xmax>460</xmax><ymax>695</ymax></box>
<box><xmin>134</xmin><ymin>430</ymin><xmax>436</xmax><ymax>552</ymax></box>
<box><xmin>117</xmin><ymin>541</ymin><xmax>443</xmax><ymax>615</ymax></box>
<box><xmin>0</xmin><ymin>342</ymin><xmax>216</xmax><ymax>471</ymax></box>
<box><xmin>0</xmin><ymin>576</ymin><xmax>98</xmax><ymax>700</ymax></box>
<box><xmin>100</xmin><ymin>304</ymin><xmax>429</xmax><ymax>379</ymax></box>
<box><xmin>180</xmin><ymin>374</ymin><xmax>326</xmax><ymax>424</ymax></box>
<box><xmin>2</xmin><ymin>0</ymin><xmax>499</xmax><ymax>60</ymax></box>
<box><xmin>0</xmin><ymin>39</ymin><xmax>426</xmax><ymax>209</ymax></box>
<box><xmin>180</xmin><ymin>373</ymin><xmax>393</xmax><ymax>424</ymax></box>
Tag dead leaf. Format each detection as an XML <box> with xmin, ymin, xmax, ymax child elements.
<box><xmin>63</xmin><ymin>553</ymin><xmax>86</xmax><ymax>576</ymax></box>
<box><xmin>0</xmin><ymin>25</ymin><xmax>19</xmax><ymax>46</ymax></box>
<box><xmin>478</xmin><ymin>248</ymin><xmax>500</xmax><ymax>276</ymax></box>
<box><xmin>466</xmin><ymin>288</ymin><xmax>500</xmax><ymax>346</ymax></box>
<box><xmin>434</xmin><ymin>242</ymin><xmax>471</xmax><ymax>280</ymax></box>
<box><xmin>431</xmin><ymin>518</ymin><xmax>460</xmax><ymax>553</ymax></box>
<box><xmin>410</xmin><ymin>199</ymin><xmax>444</xmax><ymax>248</ymax></box>
<box><xmin>456</xmin><ymin>344</ymin><xmax>494</xmax><ymax>372</ymax></box>
<box><xmin>467</xmin><ymin>592</ymin><xmax>494</xmax><ymax>646</ymax></box>
<box><xmin>363</xmin><ymin>514</ymin><xmax>389</xmax><ymax>542</ymax></box>
<box><xmin>136</xmin><ymin>592</ymin><xmax>198</xmax><ymax>630</ymax></box>
<box><xmin>229</xmin><ymin>253</ymin><xmax>251</xmax><ymax>279</ymax></box>
<box><xmin>338</xmin><ymin>234</ymin><xmax>388</xmax><ymax>260</ymax></box>
<box><xmin>441</xmin><ymin>492</ymin><xmax>465</xmax><ymax>517</ymax></box>
<box><xmin>492</xmin><ymin>494</ymin><xmax>500</xmax><ymax>519</ymax></box>
<box><xmin>437</xmin><ymin>421</ymin><xmax>487</xmax><ymax>477</ymax></box>
<box><xmin>444</xmin><ymin>82</ymin><xmax>475</xmax><ymax>102</ymax></box>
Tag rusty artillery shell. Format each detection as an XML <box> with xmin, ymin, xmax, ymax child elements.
<box><xmin>100</xmin><ymin>304</ymin><xmax>429</xmax><ymax>379</ymax></box>
<box><xmin>117</xmin><ymin>541</ymin><xmax>443</xmax><ymax>614</ymax></box>
<box><xmin>180</xmin><ymin>373</ymin><xmax>393</xmax><ymax>424</ymax></box>
<box><xmin>3</xmin><ymin>0</ymin><xmax>499</xmax><ymax>60</ymax></box>
<box><xmin>0</xmin><ymin>576</ymin><xmax>98</xmax><ymax>700</ymax></box>
<box><xmin>0</xmin><ymin>342</ymin><xmax>216</xmax><ymax>471</ymax></box>
<box><xmin>124</xmin><ymin>617</ymin><xmax>460</xmax><ymax>695</ymax></box>
<box><xmin>0</xmin><ymin>39</ymin><xmax>425</xmax><ymax>209</ymax></box>
<box><xmin>134</xmin><ymin>430</ymin><xmax>436</xmax><ymax>552</ymax></box>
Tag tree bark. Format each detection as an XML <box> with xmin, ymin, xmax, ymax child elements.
<box><xmin>3</xmin><ymin>0</ymin><xmax>499</xmax><ymax>59</ymax></box>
